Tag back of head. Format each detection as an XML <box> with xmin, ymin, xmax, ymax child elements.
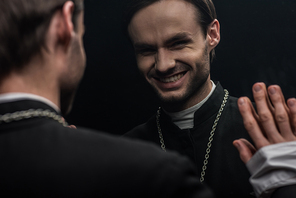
<box><xmin>0</xmin><ymin>0</ymin><xmax>83</xmax><ymax>79</ymax></box>
<box><xmin>123</xmin><ymin>0</ymin><xmax>217</xmax><ymax>61</ymax></box>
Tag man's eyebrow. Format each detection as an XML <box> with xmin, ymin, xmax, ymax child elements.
<box><xmin>133</xmin><ymin>32</ymin><xmax>192</xmax><ymax>49</ymax></box>
<box><xmin>133</xmin><ymin>43</ymin><xmax>156</xmax><ymax>50</ymax></box>
<box><xmin>164</xmin><ymin>32</ymin><xmax>192</xmax><ymax>45</ymax></box>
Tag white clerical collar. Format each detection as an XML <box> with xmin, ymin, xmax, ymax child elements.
<box><xmin>0</xmin><ymin>93</ymin><xmax>60</xmax><ymax>113</ymax></box>
<box><xmin>164</xmin><ymin>81</ymin><xmax>216</xmax><ymax>130</ymax></box>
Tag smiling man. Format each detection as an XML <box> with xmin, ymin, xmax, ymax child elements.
<box><xmin>128</xmin><ymin>1</ymin><xmax>214</xmax><ymax>112</ymax></box>
<box><xmin>124</xmin><ymin>0</ymin><xmax>254</xmax><ymax>197</ymax></box>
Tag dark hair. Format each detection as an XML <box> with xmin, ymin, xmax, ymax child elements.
<box><xmin>123</xmin><ymin>0</ymin><xmax>217</xmax><ymax>61</ymax></box>
<box><xmin>0</xmin><ymin>0</ymin><xmax>84</xmax><ymax>78</ymax></box>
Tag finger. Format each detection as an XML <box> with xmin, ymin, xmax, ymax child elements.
<box><xmin>238</xmin><ymin>97</ymin><xmax>269</xmax><ymax>149</ymax></box>
<box><xmin>268</xmin><ymin>85</ymin><xmax>292</xmax><ymax>141</ymax></box>
<box><xmin>269</xmin><ymin>85</ymin><xmax>289</xmax><ymax>113</ymax></box>
<box><xmin>68</xmin><ymin>125</ymin><xmax>77</xmax><ymax>129</ymax></box>
<box><xmin>253</xmin><ymin>83</ymin><xmax>283</xmax><ymax>143</ymax></box>
<box><xmin>257</xmin><ymin>83</ymin><xmax>275</xmax><ymax>113</ymax></box>
<box><xmin>233</xmin><ymin>139</ymin><xmax>257</xmax><ymax>164</ymax></box>
<box><xmin>279</xmin><ymin>86</ymin><xmax>291</xmax><ymax>113</ymax></box>
<box><xmin>287</xmin><ymin>98</ymin><xmax>296</xmax><ymax>136</ymax></box>
<box><xmin>240</xmin><ymin>138</ymin><xmax>257</xmax><ymax>154</ymax></box>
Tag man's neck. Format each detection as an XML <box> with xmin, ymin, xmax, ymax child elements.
<box><xmin>164</xmin><ymin>81</ymin><xmax>216</xmax><ymax>130</ymax></box>
<box><xmin>0</xmin><ymin>70</ymin><xmax>60</xmax><ymax>111</ymax></box>
<box><xmin>0</xmin><ymin>92</ymin><xmax>61</xmax><ymax>113</ymax></box>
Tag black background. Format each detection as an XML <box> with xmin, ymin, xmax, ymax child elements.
<box><xmin>65</xmin><ymin>0</ymin><xmax>296</xmax><ymax>135</ymax></box>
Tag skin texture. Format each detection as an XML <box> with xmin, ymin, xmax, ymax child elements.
<box><xmin>128</xmin><ymin>0</ymin><xmax>220</xmax><ymax>112</ymax></box>
<box><xmin>233</xmin><ymin>82</ymin><xmax>296</xmax><ymax>163</ymax></box>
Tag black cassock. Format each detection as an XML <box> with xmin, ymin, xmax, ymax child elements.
<box><xmin>0</xmin><ymin>99</ymin><xmax>212</xmax><ymax>198</ymax></box>
<box><xmin>125</xmin><ymin>82</ymin><xmax>255</xmax><ymax>198</ymax></box>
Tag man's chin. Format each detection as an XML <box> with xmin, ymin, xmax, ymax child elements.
<box><xmin>158</xmin><ymin>93</ymin><xmax>186</xmax><ymax>104</ymax></box>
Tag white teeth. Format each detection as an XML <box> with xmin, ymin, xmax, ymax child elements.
<box><xmin>160</xmin><ymin>73</ymin><xmax>184</xmax><ymax>83</ymax></box>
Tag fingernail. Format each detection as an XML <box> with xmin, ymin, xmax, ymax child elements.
<box><xmin>254</xmin><ymin>85</ymin><xmax>261</xmax><ymax>92</ymax></box>
<box><xmin>288</xmin><ymin>99</ymin><xmax>296</xmax><ymax>107</ymax></box>
<box><xmin>238</xmin><ymin>98</ymin><xmax>245</xmax><ymax>105</ymax></box>
<box><xmin>269</xmin><ymin>87</ymin><xmax>276</xmax><ymax>95</ymax></box>
<box><xmin>233</xmin><ymin>142</ymin><xmax>240</xmax><ymax>149</ymax></box>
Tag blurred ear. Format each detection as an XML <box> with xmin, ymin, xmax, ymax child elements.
<box><xmin>56</xmin><ymin>1</ymin><xmax>75</xmax><ymax>50</ymax></box>
<box><xmin>207</xmin><ymin>19</ymin><xmax>220</xmax><ymax>51</ymax></box>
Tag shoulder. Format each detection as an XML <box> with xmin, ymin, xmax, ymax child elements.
<box><xmin>0</xmin><ymin>122</ymin><xmax>212</xmax><ymax>197</ymax></box>
<box><xmin>71</xmin><ymin>128</ymin><xmax>212</xmax><ymax>197</ymax></box>
<box><xmin>124</xmin><ymin>114</ymin><xmax>157</xmax><ymax>139</ymax></box>
<box><xmin>65</xmin><ymin>126</ymin><xmax>183</xmax><ymax>169</ymax></box>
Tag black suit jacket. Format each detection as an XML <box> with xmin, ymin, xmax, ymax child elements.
<box><xmin>0</xmin><ymin>99</ymin><xmax>213</xmax><ymax>197</ymax></box>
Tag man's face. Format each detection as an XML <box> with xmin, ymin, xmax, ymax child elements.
<box><xmin>60</xmin><ymin>10</ymin><xmax>86</xmax><ymax>115</ymax></box>
<box><xmin>128</xmin><ymin>0</ymin><xmax>215</xmax><ymax>111</ymax></box>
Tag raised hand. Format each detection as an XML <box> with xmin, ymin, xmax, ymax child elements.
<box><xmin>233</xmin><ymin>82</ymin><xmax>296</xmax><ymax>163</ymax></box>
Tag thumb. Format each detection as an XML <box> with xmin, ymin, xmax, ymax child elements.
<box><xmin>233</xmin><ymin>139</ymin><xmax>256</xmax><ymax>164</ymax></box>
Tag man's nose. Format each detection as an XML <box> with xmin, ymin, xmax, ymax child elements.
<box><xmin>154</xmin><ymin>49</ymin><xmax>175</xmax><ymax>73</ymax></box>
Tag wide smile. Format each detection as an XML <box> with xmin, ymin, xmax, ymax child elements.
<box><xmin>159</xmin><ymin>73</ymin><xmax>185</xmax><ymax>83</ymax></box>
<box><xmin>152</xmin><ymin>71</ymin><xmax>188</xmax><ymax>90</ymax></box>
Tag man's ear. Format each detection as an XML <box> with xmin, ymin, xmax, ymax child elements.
<box><xmin>56</xmin><ymin>1</ymin><xmax>75</xmax><ymax>49</ymax></box>
<box><xmin>207</xmin><ymin>19</ymin><xmax>220</xmax><ymax>51</ymax></box>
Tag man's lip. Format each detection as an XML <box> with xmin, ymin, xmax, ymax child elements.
<box><xmin>154</xmin><ymin>71</ymin><xmax>187</xmax><ymax>82</ymax></box>
<box><xmin>151</xmin><ymin>71</ymin><xmax>188</xmax><ymax>90</ymax></box>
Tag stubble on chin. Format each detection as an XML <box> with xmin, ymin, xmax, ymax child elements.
<box><xmin>154</xmin><ymin>66</ymin><xmax>210</xmax><ymax>111</ymax></box>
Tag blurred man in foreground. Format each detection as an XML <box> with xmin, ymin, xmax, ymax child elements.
<box><xmin>0</xmin><ymin>0</ymin><xmax>213</xmax><ymax>197</ymax></box>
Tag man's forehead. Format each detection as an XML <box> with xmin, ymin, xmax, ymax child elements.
<box><xmin>135</xmin><ymin>0</ymin><xmax>196</xmax><ymax>19</ymax></box>
<box><xmin>128</xmin><ymin>1</ymin><xmax>200</xmax><ymax>44</ymax></box>
<box><xmin>129</xmin><ymin>1</ymin><xmax>199</xmax><ymax>30</ymax></box>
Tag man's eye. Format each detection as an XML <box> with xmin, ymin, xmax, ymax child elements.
<box><xmin>136</xmin><ymin>49</ymin><xmax>156</xmax><ymax>56</ymax></box>
<box><xmin>172</xmin><ymin>41</ymin><xmax>187</xmax><ymax>48</ymax></box>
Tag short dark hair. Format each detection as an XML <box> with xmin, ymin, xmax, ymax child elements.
<box><xmin>123</xmin><ymin>0</ymin><xmax>217</xmax><ymax>61</ymax></box>
<box><xmin>0</xmin><ymin>0</ymin><xmax>84</xmax><ymax>79</ymax></box>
